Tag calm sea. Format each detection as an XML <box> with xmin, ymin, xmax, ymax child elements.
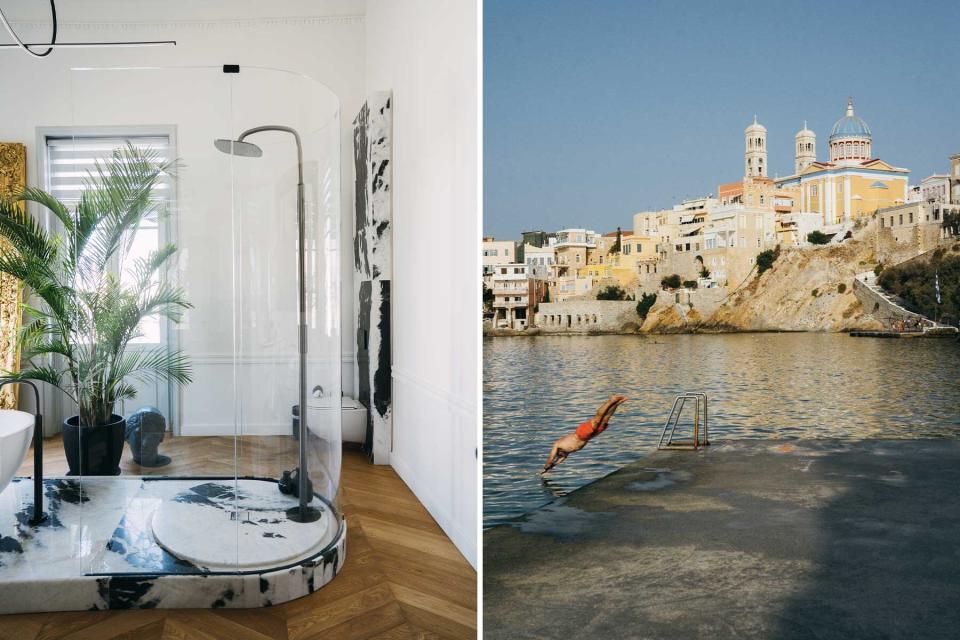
<box><xmin>483</xmin><ymin>333</ymin><xmax>960</xmax><ymax>528</ymax></box>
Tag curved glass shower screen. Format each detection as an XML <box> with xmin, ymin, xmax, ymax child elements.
<box><xmin>64</xmin><ymin>66</ymin><xmax>342</xmax><ymax>578</ymax></box>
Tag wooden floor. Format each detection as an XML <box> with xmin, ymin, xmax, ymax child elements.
<box><xmin>0</xmin><ymin>435</ymin><xmax>477</xmax><ymax>640</ymax></box>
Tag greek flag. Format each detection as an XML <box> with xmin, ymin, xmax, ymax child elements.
<box><xmin>935</xmin><ymin>270</ymin><xmax>941</xmax><ymax>304</ymax></box>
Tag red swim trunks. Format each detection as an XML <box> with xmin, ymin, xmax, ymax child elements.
<box><xmin>575</xmin><ymin>420</ymin><xmax>598</xmax><ymax>441</ymax></box>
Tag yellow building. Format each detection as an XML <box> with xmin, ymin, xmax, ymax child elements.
<box><xmin>775</xmin><ymin>98</ymin><xmax>909</xmax><ymax>226</ymax></box>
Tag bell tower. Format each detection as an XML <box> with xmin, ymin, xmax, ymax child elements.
<box><xmin>795</xmin><ymin>121</ymin><xmax>816</xmax><ymax>174</ymax></box>
<box><xmin>745</xmin><ymin>115</ymin><xmax>767</xmax><ymax>178</ymax></box>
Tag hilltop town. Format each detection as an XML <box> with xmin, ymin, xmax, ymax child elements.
<box><xmin>483</xmin><ymin>99</ymin><xmax>960</xmax><ymax>336</ymax></box>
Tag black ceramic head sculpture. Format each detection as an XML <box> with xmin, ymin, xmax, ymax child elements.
<box><xmin>125</xmin><ymin>406</ymin><xmax>171</xmax><ymax>467</ymax></box>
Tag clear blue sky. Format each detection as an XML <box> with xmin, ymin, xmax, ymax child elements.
<box><xmin>483</xmin><ymin>0</ymin><xmax>960</xmax><ymax>240</ymax></box>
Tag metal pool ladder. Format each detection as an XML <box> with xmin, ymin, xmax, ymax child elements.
<box><xmin>657</xmin><ymin>392</ymin><xmax>709</xmax><ymax>450</ymax></box>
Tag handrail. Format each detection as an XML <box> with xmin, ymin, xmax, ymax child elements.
<box><xmin>658</xmin><ymin>392</ymin><xmax>709</xmax><ymax>450</ymax></box>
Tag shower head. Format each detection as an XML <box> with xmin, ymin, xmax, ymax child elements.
<box><xmin>214</xmin><ymin>138</ymin><xmax>263</xmax><ymax>158</ymax></box>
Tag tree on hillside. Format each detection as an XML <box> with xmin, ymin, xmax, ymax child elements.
<box><xmin>756</xmin><ymin>248</ymin><xmax>779</xmax><ymax>275</ymax></box>
<box><xmin>611</xmin><ymin>227</ymin><xmax>622</xmax><ymax>254</ymax></box>
<box><xmin>597</xmin><ymin>284</ymin><xmax>628</xmax><ymax>300</ymax></box>
<box><xmin>878</xmin><ymin>252</ymin><xmax>960</xmax><ymax>323</ymax></box>
<box><xmin>807</xmin><ymin>230</ymin><xmax>830</xmax><ymax>245</ymax></box>
<box><xmin>636</xmin><ymin>292</ymin><xmax>657</xmax><ymax>320</ymax></box>
<box><xmin>483</xmin><ymin>282</ymin><xmax>494</xmax><ymax>312</ymax></box>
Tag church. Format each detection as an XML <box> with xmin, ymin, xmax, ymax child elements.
<box><xmin>772</xmin><ymin>98</ymin><xmax>910</xmax><ymax>227</ymax></box>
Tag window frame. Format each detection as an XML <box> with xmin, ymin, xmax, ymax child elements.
<box><xmin>36</xmin><ymin>124</ymin><xmax>181</xmax><ymax>431</ymax></box>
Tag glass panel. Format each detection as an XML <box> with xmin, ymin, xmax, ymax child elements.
<box><xmin>63</xmin><ymin>65</ymin><xmax>341</xmax><ymax>578</ymax></box>
<box><xmin>227</xmin><ymin>67</ymin><xmax>342</xmax><ymax>560</ymax></box>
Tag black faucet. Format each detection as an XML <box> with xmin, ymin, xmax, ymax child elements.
<box><xmin>0</xmin><ymin>379</ymin><xmax>45</xmax><ymax>525</ymax></box>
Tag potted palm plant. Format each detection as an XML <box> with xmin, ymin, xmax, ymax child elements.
<box><xmin>0</xmin><ymin>144</ymin><xmax>191</xmax><ymax>475</ymax></box>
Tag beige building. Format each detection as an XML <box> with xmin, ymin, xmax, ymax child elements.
<box><xmin>482</xmin><ymin>237</ymin><xmax>516</xmax><ymax>277</ymax></box>
<box><xmin>877</xmin><ymin>201</ymin><xmax>959</xmax><ymax>252</ymax></box>
<box><xmin>701</xmin><ymin>205</ymin><xmax>777</xmax><ymax>286</ymax></box>
<box><xmin>552</xmin><ymin>228</ymin><xmax>598</xmax><ymax>276</ymax></box>
<box><xmin>523</xmin><ymin>243</ymin><xmax>555</xmax><ymax>280</ymax></box>
<box><xmin>491</xmin><ymin>263</ymin><xmax>530</xmax><ymax>329</ymax></box>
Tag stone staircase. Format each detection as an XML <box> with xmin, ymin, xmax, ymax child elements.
<box><xmin>854</xmin><ymin>270</ymin><xmax>957</xmax><ymax>334</ymax></box>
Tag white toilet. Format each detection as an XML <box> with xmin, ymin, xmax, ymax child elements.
<box><xmin>295</xmin><ymin>396</ymin><xmax>367</xmax><ymax>444</ymax></box>
<box><xmin>338</xmin><ymin>396</ymin><xmax>367</xmax><ymax>444</ymax></box>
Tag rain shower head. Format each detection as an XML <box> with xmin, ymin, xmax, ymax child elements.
<box><xmin>214</xmin><ymin>138</ymin><xmax>263</xmax><ymax>158</ymax></box>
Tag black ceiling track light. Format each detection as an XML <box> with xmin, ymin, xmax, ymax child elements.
<box><xmin>0</xmin><ymin>0</ymin><xmax>175</xmax><ymax>56</ymax></box>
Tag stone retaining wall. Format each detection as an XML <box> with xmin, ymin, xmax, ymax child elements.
<box><xmin>535</xmin><ymin>300</ymin><xmax>639</xmax><ymax>333</ymax></box>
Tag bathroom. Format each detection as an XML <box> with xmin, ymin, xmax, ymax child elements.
<box><xmin>0</xmin><ymin>0</ymin><xmax>477</xmax><ymax>635</ymax></box>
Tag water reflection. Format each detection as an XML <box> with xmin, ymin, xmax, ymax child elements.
<box><xmin>483</xmin><ymin>333</ymin><xmax>960</xmax><ymax>527</ymax></box>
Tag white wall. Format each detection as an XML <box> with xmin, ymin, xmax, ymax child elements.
<box><xmin>0</xmin><ymin>3</ymin><xmax>365</xmax><ymax>428</ymax></box>
<box><xmin>365</xmin><ymin>0</ymin><xmax>479</xmax><ymax>568</ymax></box>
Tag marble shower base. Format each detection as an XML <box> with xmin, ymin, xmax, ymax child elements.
<box><xmin>0</xmin><ymin>476</ymin><xmax>345</xmax><ymax>613</ymax></box>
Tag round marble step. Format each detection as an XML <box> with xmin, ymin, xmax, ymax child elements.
<box><xmin>151</xmin><ymin>478</ymin><xmax>330</xmax><ymax>571</ymax></box>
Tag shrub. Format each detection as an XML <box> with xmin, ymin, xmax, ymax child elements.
<box><xmin>661</xmin><ymin>274</ymin><xmax>682</xmax><ymax>290</ymax></box>
<box><xmin>807</xmin><ymin>230</ymin><xmax>830</xmax><ymax>245</ymax></box>
<box><xmin>811</xmin><ymin>288</ymin><xmax>819</xmax><ymax>297</ymax></box>
<box><xmin>700</xmin><ymin>267</ymin><xmax>711</xmax><ymax>279</ymax></box>
<box><xmin>838</xmin><ymin>283</ymin><xmax>847</xmax><ymax>294</ymax></box>
<box><xmin>874</xmin><ymin>263</ymin><xmax>884</xmax><ymax>277</ymax></box>
<box><xmin>636</xmin><ymin>292</ymin><xmax>657</xmax><ymax>320</ymax></box>
<box><xmin>878</xmin><ymin>253</ymin><xmax>960</xmax><ymax>321</ymax></box>
<box><xmin>756</xmin><ymin>248</ymin><xmax>779</xmax><ymax>275</ymax></box>
<box><xmin>597</xmin><ymin>284</ymin><xmax>628</xmax><ymax>301</ymax></box>
<box><xmin>682</xmin><ymin>280</ymin><xmax>698</xmax><ymax>290</ymax></box>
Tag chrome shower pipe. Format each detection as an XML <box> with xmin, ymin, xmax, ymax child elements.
<box><xmin>216</xmin><ymin>125</ymin><xmax>313</xmax><ymax>521</ymax></box>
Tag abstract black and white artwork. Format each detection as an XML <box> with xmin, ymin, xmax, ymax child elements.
<box><xmin>353</xmin><ymin>92</ymin><xmax>393</xmax><ymax>465</ymax></box>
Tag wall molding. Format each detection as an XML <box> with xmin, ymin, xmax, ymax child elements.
<box><xmin>8</xmin><ymin>16</ymin><xmax>364</xmax><ymax>32</ymax></box>
<box><xmin>187</xmin><ymin>352</ymin><xmax>356</xmax><ymax>365</ymax></box>
<box><xmin>391</xmin><ymin>365</ymin><xmax>476</xmax><ymax>416</ymax></box>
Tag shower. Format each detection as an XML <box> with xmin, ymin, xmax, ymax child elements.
<box><xmin>215</xmin><ymin>126</ymin><xmax>319</xmax><ymax>523</ymax></box>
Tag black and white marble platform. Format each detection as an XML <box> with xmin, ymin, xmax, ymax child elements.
<box><xmin>0</xmin><ymin>476</ymin><xmax>345</xmax><ymax>613</ymax></box>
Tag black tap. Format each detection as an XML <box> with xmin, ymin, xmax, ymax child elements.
<box><xmin>0</xmin><ymin>379</ymin><xmax>46</xmax><ymax>525</ymax></box>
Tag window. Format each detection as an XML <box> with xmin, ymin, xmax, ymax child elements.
<box><xmin>44</xmin><ymin>132</ymin><xmax>173</xmax><ymax>344</ymax></box>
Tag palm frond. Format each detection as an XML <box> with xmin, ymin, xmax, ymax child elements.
<box><xmin>0</xmin><ymin>143</ymin><xmax>190</xmax><ymax>426</ymax></box>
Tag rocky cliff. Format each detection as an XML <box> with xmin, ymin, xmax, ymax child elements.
<box><xmin>641</xmin><ymin>230</ymin><xmax>904</xmax><ymax>333</ymax></box>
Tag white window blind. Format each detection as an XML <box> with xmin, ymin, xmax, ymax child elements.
<box><xmin>45</xmin><ymin>134</ymin><xmax>173</xmax><ymax>344</ymax></box>
<box><xmin>45</xmin><ymin>136</ymin><xmax>172</xmax><ymax>203</ymax></box>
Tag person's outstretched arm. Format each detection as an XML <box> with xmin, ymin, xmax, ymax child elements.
<box><xmin>541</xmin><ymin>443</ymin><xmax>560</xmax><ymax>474</ymax></box>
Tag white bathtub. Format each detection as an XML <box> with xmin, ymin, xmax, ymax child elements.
<box><xmin>0</xmin><ymin>410</ymin><xmax>34</xmax><ymax>496</ymax></box>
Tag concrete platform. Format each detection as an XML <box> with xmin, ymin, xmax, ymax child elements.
<box><xmin>484</xmin><ymin>439</ymin><xmax>960</xmax><ymax>639</ymax></box>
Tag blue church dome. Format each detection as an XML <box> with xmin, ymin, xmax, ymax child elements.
<box><xmin>830</xmin><ymin>97</ymin><xmax>871</xmax><ymax>140</ymax></box>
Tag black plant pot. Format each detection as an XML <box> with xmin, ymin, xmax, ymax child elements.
<box><xmin>63</xmin><ymin>414</ymin><xmax>126</xmax><ymax>476</ymax></box>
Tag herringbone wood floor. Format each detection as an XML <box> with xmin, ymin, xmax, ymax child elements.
<box><xmin>0</xmin><ymin>435</ymin><xmax>477</xmax><ymax>639</ymax></box>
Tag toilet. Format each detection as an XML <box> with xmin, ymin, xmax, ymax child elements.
<box><xmin>292</xmin><ymin>396</ymin><xmax>367</xmax><ymax>444</ymax></box>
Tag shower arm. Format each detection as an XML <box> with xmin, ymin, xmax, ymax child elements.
<box><xmin>234</xmin><ymin>126</ymin><xmax>311</xmax><ymax>518</ymax></box>
<box><xmin>0</xmin><ymin>379</ymin><xmax>45</xmax><ymax>526</ymax></box>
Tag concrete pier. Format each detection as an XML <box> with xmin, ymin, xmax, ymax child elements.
<box><xmin>484</xmin><ymin>439</ymin><xmax>960</xmax><ymax>639</ymax></box>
